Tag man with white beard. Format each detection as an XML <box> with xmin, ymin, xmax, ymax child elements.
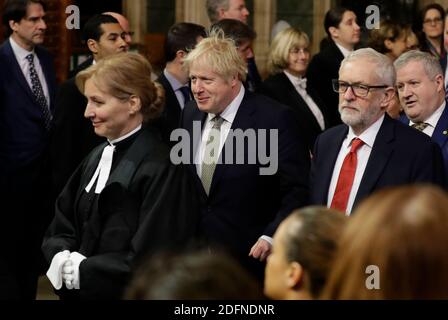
<box><xmin>310</xmin><ymin>48</ymin><xmax>446</xmax><ymax>215</ymax></box>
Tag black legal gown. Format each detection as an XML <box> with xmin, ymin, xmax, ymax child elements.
<box><xmin>42</xmin><ymin>126</ymin><xmax>200</xmax><ymax>300</ymax></box>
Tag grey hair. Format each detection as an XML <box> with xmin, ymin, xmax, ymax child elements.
<box><xmin>394</xmin><ymin>50</ymin><xmax>443</xmax><ymax>80</ymax></box>
<box><xmin>206</xmin><ymin>0</ymin><xmax>230</xmax><ymax>23</ymax></box>
<box><xmin>340</xmin><ymin>48</ymin><xmax>396</xmax><ymax>86</ymax></box>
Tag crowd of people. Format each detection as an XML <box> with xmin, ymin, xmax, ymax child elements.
<box><xmin>1</xmin><ymin>0</ymin><xmax>448</xmax><ymax>300</ymax></box>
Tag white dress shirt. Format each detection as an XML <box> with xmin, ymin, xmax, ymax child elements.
<box><xmin>164</xmin><ymin>69</ymin><xmax>189</xmax><ymax>109</ymax></box>
<box><xmin>327</xmin><ymin>114</ymin><xmax>385</xmax><ymax>215</ymax></box>
<box><xmin>335</xmin><ymin>42</ymin><xmax>353</xmax><ymax>58</ymax></box>
<box><xmin>444</xmin><ymin>56</ymin><xmax>448</xmax><ymax>89</ymax></box>
<box><xmin>409</xmin><ymin>101</ymin><xmax>445</xmax><ymax>137</ymax></box>
<box><xmin>9</xmin><ymin>37</ymin><xmax>50</xmax><ymax>105</ymax></box>
<box><xmin>283</xmin><ymin>70</ymin><xmax>325</xmax><ymax>130</ymax></box>
<box><xmin>195</xmin><ymin>85</ymin><xmax>245</xmax><ymax>176</ymax></box>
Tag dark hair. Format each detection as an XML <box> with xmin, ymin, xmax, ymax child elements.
<box><xmin>211</xmin><ymin>18</ymin><xmax>256</xmax><ymax>46</ymax></box>
<box><xmin>165</xmin><ymin>22</ymin><xmax>207</xmax><ymax>62</ymax></box>
<box><xmin>420</xmin><ymin>3</ymin><xmax>445</xmax><ymax>26</ymax></box>
<box><xmin>82</xmin><ymin>14</ymin><xmax>119</xmax><ymax>42</ymax></box>
<box><xmin>324</xmin><ymin>7</ymin><xmax>350</xmax><ymax>38</ymax></box>
<box><xmin>125</xmin><ymin>251</ymin><xmax>264</xmax><ymax>300</ymax></box>
<box><xmin>2</xmin><ymin>0</ymin><xmax>45</xmax><ymax>35</ymax></box>
<box><xmin>282</xmin><ymin>207</ymin><xmax>347</xmax><ymax>297</ymax></box>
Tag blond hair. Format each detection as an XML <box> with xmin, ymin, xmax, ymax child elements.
<box><xmin>183</xmin><ymin>28</ymin><xmax>247</xmax><ymax>82</ymax></box>
<box><xmin>76</xmin><ymin>52</ymin><xmax>164</xmax><ymax>122</ymax></box>
<box><xmin>267</xmin><ymin>27</ymin><xmax>310</xmax><ymax>75</ymax></box>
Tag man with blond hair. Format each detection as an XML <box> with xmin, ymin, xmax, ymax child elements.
<box><xmin>179</xmin><ymin>31</ymin><xmax>310</xmax><ymax>282</ymax></box>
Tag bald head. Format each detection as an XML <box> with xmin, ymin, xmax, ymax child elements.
<box><xmin>103</xmin><ymin>12</ymin><xmax>132</xmax><ymax>45</ymax></box>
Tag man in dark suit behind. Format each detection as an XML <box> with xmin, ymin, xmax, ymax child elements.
<box><xmin>51</xmin><ymin>14</ymin><xmax>128</xmax><ymax>201</ymax></box>
<box><xmin>311</xmin><ymin>48</ymin><xmax>446</xmax><ymax>216</ymax></box>
<box><xmin>0</xmin><ymin>0</ymin><xmax>57</xmax><ymax>299</ymax></box>
<box><xmin>179</xmin><ymin>31</ymin><xmax>310</xmax><ymax>281</ymax></box>
<box><xmin>156</xmin><ymin>22</ymin><xmax>206</xmax><ymax>145</ymax></box>
<box><xmin>395</xmin><ymin>50</ymin><xmax>448</xmax><ymax>179</ymax></box>
<box><xmin>307</xmin><ymin>7</ymin><xmax>361</xmax><ymax>127</ymax></box>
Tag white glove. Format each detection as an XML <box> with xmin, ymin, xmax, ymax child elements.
<box><xmin>46</xmin><ymin>250</ymin><xmax>70</xmax><ymax>290</ymax></box>
<box><xmin>63</xmin><ymin>252</ymin><xmax>87</xmax><ymax>290</ymax></box>
<box><xmin>62</xmin><ymin>259</ymin><xmax>74</xmax><ymax>289</ymax></box>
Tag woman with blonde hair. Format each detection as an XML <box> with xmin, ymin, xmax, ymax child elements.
<box><xmin>261</xmin><ymin>27</ymin><xmax>332</xmax><ymax>152</ymax></box>
<box><xmin>42</xmin><ymin>53</ymin><xmax>199</xmax><ymax>300</ymax></box>
<box><xmin>322</xmin><ymin>185</ymin><xmax>448</xmax><ymax>299</ymax></box>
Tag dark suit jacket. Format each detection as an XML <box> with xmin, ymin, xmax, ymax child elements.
<box><xmin>261</xmin><ymin>72</ymin><xmax>331</xmax><ymax>151</ymax></box>
<box><xmin>311</xmin><ymin>115</ymin><xmax>446</xmax><ymax>211</ymax></box>
<box><xmin>68</xmin><ymin>56</ymin><xmax>93</xmax><ymax>79</ymax></box>
<box><xmin>50</xmin><ymin>76</ymin><xmax>104</xmax><ymax>199</ymax></box>
<box><xmin>399</xmin><ymin>105</ymin><xmax>448</xmax><ymax>177</ymax></box>
<box><xmin>156</xmin><ymin>72</ymin><xmax>184</xmax><ymax>145</ymax></box>
<box><xmin>180</xmin><ymin>90</ymin><xmax>310</xmax><ymax>278</ymax></box>
<box><xmin>306</xmin><ymin>40</ymin><xmax>343</xmax><ymax>127</ymax></box>
<box><xmin>43</xmin><ymin>126</ymin><xmax>200</xmax><ymax>300</ymax></box>
<box><xmin>0</xmin><ymin>38</ymin><xmax>57</xmax><ymax>299</ymax></box>
<box><xmin>0</xmin><ymin>39</ymin><xmax>57</xmax><ymax>168</ymax></box>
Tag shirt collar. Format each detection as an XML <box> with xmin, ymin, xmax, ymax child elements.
<box><xmin>346</xmin><ymin>114</ymin><xmax>385</xmax><ymax>149</ymax></box>
<box><xmin>410</xmin><ymin>101</ymin><xmax>445</xmax><ymax>129</ymax></box>
<box><xmin>108</xmin><ymin>124</ymin><xmax>142</xmax><ymax>145</ymax></box>
<box><xmin>164</xmin><ymin>68</ymin><xmax>185</xmax><ymax>91</ymax></box>
<box><xmin>9</xmin><ymin>36</ymin><xmax>34</xmax><ymax>61</ymax></box>
<box><xmin>207</xmin><ymin>85</ymin><xmax>245</xmax><ymax>125</ymax></box>
<box><xmin>334</xmin><ymin>42</ymin><xmax>353</xmax><ymax>58</ymax></box>
<box><xmin>283</xmin><ymin>70</ymin><xmax>307</xmax><ymax>90</ymax></box>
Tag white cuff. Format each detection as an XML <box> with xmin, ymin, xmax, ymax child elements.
<box><xmin>69</xmin><ymin>252</ymin><xmax>87</xmax><ymax>289</ymax></box>
<box><xmin>260</xmin><ymin>235</ymin><xmax>273</xmax><ymax>246</ymax></box>
<box><xmin>46</xmin><ymin>250</ymin><xmax>70</xmax><ymax>290</ymax></box>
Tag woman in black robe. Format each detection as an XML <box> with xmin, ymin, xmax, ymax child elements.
<box><xmin>42</xmin><ymin>53</ymin><xmax>200</xmax><ymax>300</ymax></box>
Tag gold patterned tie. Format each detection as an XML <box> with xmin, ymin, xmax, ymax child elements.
<box><xmin>411</xmin><ymin>122</ymin><xmax>430</xmax><ymax>132</ymax></box>
<box><xmin>201</xmin><ymin>116</ymin><xmax>225</xmax><ymax>195</ymax></box>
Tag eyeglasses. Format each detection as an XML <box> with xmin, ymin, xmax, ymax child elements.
<box><xmin>332</xmin><ymin>80</ymin><xmax>389</xmax><ymax>97</ymax></box>
<box><xmin>289</xmin><ymin>47</ymin><xmax>309</xmax><ymax>55</ymax></box>
<box><xmin>423</xmin><ymin>17</ymin><xmax>443</xmax><ymax>25</ymax></box>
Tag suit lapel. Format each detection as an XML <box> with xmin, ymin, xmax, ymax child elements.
<box><xmin>3</xmin><ymin>40</ymin><xmax>36</xmax><ymax>103</ymax></box>
<box><xmin>314</xmin><ymin>126</ymin><xmax>347</xmax><ymax>204</ymax></box>
<box><xmin>432</xmin><ymin>105</ymin><xmax>448</xmax><ymax>148</ymax></box>
<box><xmin>208</xmin><ymin>92</ymin><xmax>256</xmax><ymax>195</ymax></box>
<box><xmin>278</xmin><ymin>73</ymin><xmax>322</xmax><ymax>132</ymax></box>
<box><xmin>354</xmin><ymin>116</ymin><xmax>395</xmax><ymax>206</ymax></box>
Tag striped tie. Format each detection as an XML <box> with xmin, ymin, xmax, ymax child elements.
<box><xmin>201</xmin><ymin>116</ymin><xmax>225</xmax><ymax>195</ymax></box>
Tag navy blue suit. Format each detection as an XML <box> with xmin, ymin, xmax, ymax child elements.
<box><xmin>311</xmin><ymin>115</ymin><xmax>446</xmax><ymax>211</ymax></box>
<box><xmin>0</xmin><ymin>39</ymin><xmax>57</xmax><ymax>299</ymax></box>
<box><xmin>180</xmin><ymin>90</ymin><xmax>310</xmax><ymax>280</ymax></box>
<box><xmin>399</xmin><ymin>106</ymin><xmax>448</xmax><ymax>178</ymax></box>
<box><xmin>156</xmin><ymin>72</ymin><xmax>184</xmax><ymax>146</ymax></box>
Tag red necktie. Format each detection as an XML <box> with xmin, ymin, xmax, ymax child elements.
<box><xmin>330</xmin><ymin>138</ymin><xmax>364</xmax><ymax>212</ymax></box>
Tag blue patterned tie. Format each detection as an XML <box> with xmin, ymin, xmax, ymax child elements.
<box><xmin>26</xmin><ymin>53</ymin><xmax>52</xmax><ymax>130</ymax></box>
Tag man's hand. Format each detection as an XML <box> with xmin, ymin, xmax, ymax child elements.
<box><xmin>249</xmin><ymin>238</ymin><xmax>272</xmax><ymax>261</ymax></box>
